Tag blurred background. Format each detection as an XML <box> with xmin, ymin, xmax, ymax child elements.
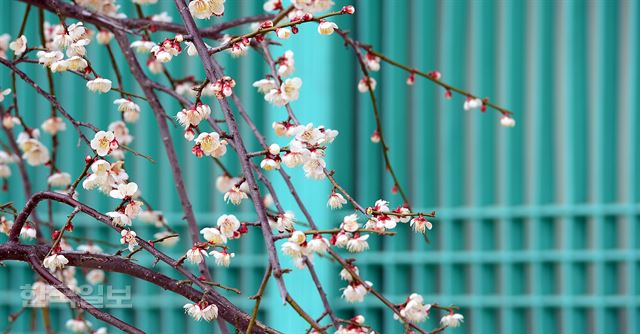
<box><xmin>1</xmin><ymin>0</ymin><xmax>638</xmax><ymax>333</ymax></box>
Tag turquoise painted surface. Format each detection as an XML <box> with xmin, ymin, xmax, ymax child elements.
<box><xmin>0</xmin><ymin>0</ymin><xmax>638</xmax><ymax>333</ymax></box>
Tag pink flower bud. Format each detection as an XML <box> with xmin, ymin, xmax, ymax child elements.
<box><xmin>342</xmin><ymin>5</ymin><xmax>356</xmax><ymax>14</ymax></box>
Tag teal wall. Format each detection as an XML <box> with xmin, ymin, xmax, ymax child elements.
<box><xmin>1</xmin><ymin>0</ymin><xmax>639</xmax><ymax>333</ymax></box>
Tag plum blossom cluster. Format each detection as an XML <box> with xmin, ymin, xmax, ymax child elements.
<box><xmin>17</xmin><ymin>130</ymin><xmax>50</xmax><ymax>167</ymax></box>
<box><xmin>334</xmin><ymin>315</ymin><xmax>374</xmax><ymax>334</ymax></box>
<box><xmin>191</xmin><ymin>131</ymin><xmax>228</xmax><ymax>158</ymax></box>
<box><xmin>340</xmin><ymin>268</ymin><xmax>372</xmax><ymax>303</ymax></box>
<box><xmin>393</xmin><ymin>293</ymin><xmax>431</xmax><ymax>324</ymax></box>
<box><xmin>253</xmin><ymin>76</ymin><xmax>302</xmax><ymax>107</ymax></box>
<box><xmin>176</xmin><ymin>102</ymin><xmax>211</xmax><ymax>140</ymax></box>
<box><xmin>365</xmin><ymin>199</ymin><xmax>433</xmax><ymax>235</ymax></box>
<box><xmin>264</xmin><ymin>122</ymin><xmax>338</xmax><ymax>180</ymax></box>
<box><xmin>183</xmin><ymin>300</ymin><xmax>218</xmax><ymax>321</ymax></box>
<box><xmin>280</xmin><ymin>230</ymin><xmax>330</xmax><ymax>268</ymax></box>
<box><xmin>183</xmin><ymin>214</ymin><xmax>249</xmax><ymax>269</ymax></box>
<box><xmin>332</xmin><ymin>214</ymin><xmax>369</xmax><ymax>253</ymax></box>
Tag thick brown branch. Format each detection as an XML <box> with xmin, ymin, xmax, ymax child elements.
<box><xmin>173</xmin><ymin>0</ymin><xmax>289</xmax><ymax>303</ymax></box>
<box><xmin>0</xmin><ymin>243</ymin><xmax>279</xmax><ymax>334</ymax></box>
<box><xmin>27</xmin><ymin>254</ymin><xmax>144</xmax><ymax>334</ymax></box>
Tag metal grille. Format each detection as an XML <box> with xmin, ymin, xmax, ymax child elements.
<box><xmin>1</xmin><ymin>0</ymin><xmax>638</xmax><ymax>333</ymax></box>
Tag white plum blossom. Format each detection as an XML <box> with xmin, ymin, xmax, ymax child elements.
<box><xmin>43</xmin><ymin>254</ymin><xmax>69</xmax><ymax>271</ymax></box>
<box><xmin>327</xmin><ymin>192</ymin><xmax>347</xmax><ymax>209</ymax></box>
<box><xmin>200</xmin><ymin>227</ymin><xmax>227</xmax><ymax>245</ymax></box>
<box><xmin>47</xmin><ymin>172</ymin><xmax>71</xmax><ymax>188</ymax></box>
<box><xmin>276</xmin><ymin>50</ymin><xmax>295</xmax><ymax>77</ymax></box>
<box><xmin>307</xmin><ymin>235</ymin><xmax>330</xmax><ymax>254</ymax></box>
<box><xmin>289</xmin><ymin>230</ymin><xmax>306</xmax><ymax>245</ymax></box>
<box><xmin>90</xmin><ymin>131</ymin><xmax>118</xmax><ymax>156</ymax></box>
<box><xmin>292</xmin><ymin>0</ymin><xmax>333</xmax><ymax>13</ymax></box>
<box><xmin>0</xmin><ymin>88</ymin><xmax>10</xmax><ymax>103</ymax></box>
<box><xmin>440</xmin><ymin>313</ymin><xmax>464</xmax><ymax>328</ymax></box>
<box><xmin>292</xmin><ymin>123</ymin><xmax>324</xmax><ymax>145</ymax></box>
<box><xmin>358</xmin><ymin>76</ymin><xmax>376</xmax><ymax>93</ymax></box>
<box><xmin>271</xmin><ymin>211</ymin><xmax>294</xmax><ymax>232</ymax></box>
<box><xmin>365</xmin><ymin>52</ymin><xmax>381</xmax><ymax>71</ymax></box>
<box><xmin>183</xmin><ymin>301</ymin><xmax>218</xmax><ymax>321</ymax></box>
<box><xmin>317</xmin><ymin>21</ymin><xmax>338</xmax><ymax>35</ymax></box>
<box><xmin>107</xmin><ymin>212</ymin><xmax>132</xmax><ymax>227</ymax></box>
<box><xmin>86</xmin><ymin>77</ymin><xmax>112</xmax><ymax>93</ymax></box>
<box><xmin>215</xmin><ymin>174</ymin><xmax>235</xmax><ymax>193</ymax></box>
<box><xmin>342</xmin><ymin>281</ymin><xmax>372</xmax><ymax>303</ymax></box>
<box><xmin>37</xmin><ymin>50</ymin><xmax>64</xmax><ymax>67</ymax></box>
<box><xmin>150</xmin><ymin>39</ymin><xmax>181</xmax><ymax>63</ymax></box>
<box><xmin>66</xmin><ymin>38</ymin><xmax>91</xmax><ymax>57</ymax></box>
<box><xmin>77</xmin><ymin>243</ymin><xmax>103</xmax><ymax>254</ymax></box>
<box><xmin>0</xmin><ymin>217</ymin><xmax>13</xmax><ymax>236</ymax></box>
<box><xmin>0</xmin><ymin>34</ymin><xmax>10</xmax><ymax>58</ymax></box>
<box><xmin>341</xmin><ymin>213</ymin><xmax>359</xmax><ymax>232</ymax></box>
<box><xmin>41</xmin><ymin>117</ymin><xmax>66</xmax><ymax>135</ymax></box>
<box><xmin>18</xmin><ymin>137</ymin><xmax>50</xmax><ymax>166</ymax></box>
<box><xmin>264</xmin><ymin>0</ymin><xmax>283</xmax><ymax>12</ymax></box>
<box><xmin>67</xmin><ymin>22</ymin><xmax>88</xmax><ymax>41</ymax></box>
<box><xmin>394</xmin><ymin>293</ymin><xmax>431</xmax><ymax>324</ymax></box>
<box><xmin>211</xmin><ymin>76</ymin><xmax>236</xmax><ymax>99</ymax></box>
<box><xmin>410</xmin><ymin>216</ymin><xmax>432</xmax><ymax>234</ymax></box>
<box><xmin>371</xmin><ymin>199</ymin><xmax>390</xmax><ymax>213</ymax></box>
<box><xmin>302</xmin><ymin>152</ymin><xmax>326</xmax><ymax>180</ymax></box>
<box><xmin>260</xmin><ymin>157</ymin><xmax>280</xmax><ymax>171</ymax></box>
<box><xmin>96</xmin><ymin>30</ymin><xmax>113</xmax><ymax>44</ymax></box>
<box><xmin>20</xmin><ymin>224</ymin><xmax>37</xmax><ymax>239</ymax></box>
<box><xmin>340</xmin><ymin>265</ymin><xmax>359</xmax><ymax>282</ymax></box>
<box><xmin>130</xmin><ymin>40</ymin><xmax>156</xmax><ymax>54</ymax></box>
<box><xmin>113</xmin><ymin>99</ymin><xmax>141</xmax><ymax>123</ymax></box>
<box><xmin>276</xmin><ymin>28</ymin><xmax>292</xmax><ymax>39</ymax></box>
<box><xmin>210</xmin><ymin>250</ymin><xmax>234</xmax><ymax>267</ymax></box>
<box><xmin>224</xmin><ymin>186</ymin><xmax>247</xmax><ymax>205</ymax></box>
<box><xmin>65</xmin><ymin>56</ymin><xmax>89</xmax><ymax>71</ymax></box>
<box><xmin>189</xmin><ymin>0</ymin><xmax>224</xmax><ymax>19</ymax></box>
<box><xmin>463</xmin><ymin>97</ymin><xmax>483</xmax><ymax>111</ymax></box>
<box><xmin>147</xmin><ymin>58</ymin><xmax>163</xmax><ymax>73</ymax></box>
<box><xmin>109</xmin><ymin>182</ymin><xmax>138</xmax><ymax>199</ymax></box>
<box><xmin>2</xmin><ymin>114</ymin><xmax>20</xmax><ymax>129</ymax></box>
<box><xmin>9</xmin><ymin>35</ymin><xmax>27</xmax><ymax>56</ymax></box>
<box><xmin>186</xmin><ymin>247</ymin><xmax>208</xmax><ymax>264</ymax></box>
<box><xmin>86</xmin><ymin>269</ymin><xmax>105</xmax><ymax>285</ymax></box>
<box><xmin>500</xmin><ymin>116</ymin><xmax>516</xmax><ymax>127</ymax></box>
<box><xmin>282</xmin><ymin>140</ymin><xmax>309</xmax><ymax>168</ymax></box>
<box><xmin>334</xmin><ymin>231</ymin><xmax>350</xmax><ymax>248</ymax></box>
<box><xmin>120</xmin><ymin>230</ymin><xmax>138</xmax><ymax>251</ymax></box>
<box><xmin>281</xmin><ymin>240</ymin><xmax>304</xmax><ymax>258</ymax></box>
<box><xmin>229</xmin><ymin>42</ymin><xmax>248</xmax><ymax>57</ymax></box>
<box><xmin>52</xmin><ymin>31</ymin><xmax>73</xmax><ymax>50</ymax></box>
<box><xmin>193</xmin><ymin>132</ymin><xmax>227</xmax><ymax>158</ymax></box>
<box><xmin>138</xmin><ymin>210</ymin><xmax>165</xmax><ymax>227</ymax></box>
<box><xmin>176</xmin><ymin>103</ymin><xmax>211</xmax><ymax>129</ymax></box>
<box><xmin>151</xmin><ymin>11</ymin><xmax>173</xmax><ymax>23</ymax></box>
<box><xmin>124</xmin><ymin>200</ymin><xmax>143</xmax><ymax>219</ymax></box>
<box><xmin>65</xmin><ymin>319</ymin><xmax>91</xmax><ymax>333</ymax></box>
<box><xmin>346</xmin><ymin>234</ymin><xmax>369</xmax><ymax>253</ymax></box>
<box><xmin>82</xmin><ymin>160</ymin><xmax>129</xmax><ymax>193</ymax></box>
<box><xmin>154</xmin><ymin>231</ymin><xmax>179</xmax><ymax>247</ymax></box>
<box><xmin>216</xmin><ymin>214</ymin><xmax>241</xmax><ymax>238</ymax></box>
<box><xmin>272</xmin><ymin>121</ymin><xmax>289</xmax><ymax>136</ymax></box>
<box><xmin>268</xmin><ymin>143</ymin><xmax>281</xmax><ymax>155</ymax></box>
<box><xmin>280</xmin><ymin>77</ymin><xmax>302</xmax><ymax>102</ymax></box>
<box><xmin>252</xmin><ymin>78</ymin><xmax>276</xmax><ymax>94</ymax></box>
<box><xmin>108</xmin><ymin>121</ymin><xmax>133</xmax><ymax>146</ymax></box>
